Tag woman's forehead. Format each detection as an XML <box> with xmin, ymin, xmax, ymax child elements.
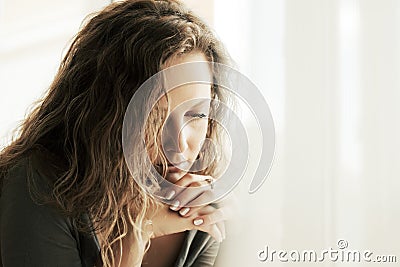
<box><xmin>158</xmin><ymin>83</ymin><xmax>211</xmax><ymax>110</ymax></box>
<box><xmin>158</xmin><ymin>51</ymin><xmax>213</xmax><ymax>110</ymax></box>
<box><xmin>161</xmin><ymin>52</ymin><xmax>213</xmax><ymax>90</ymax></box>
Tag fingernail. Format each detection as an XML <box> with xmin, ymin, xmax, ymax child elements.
<box><xmin>165</xmin><ymin>190</ymin><xmax>175</xmax><ymax>200</ymax></box>
<box><xmin>193</xmin><ymin>218</ymin><xmax>204</xmax><ymax>226</ymax></box>
<box><xmin>179</xmin><ymin>207</ymin><xmax>190</xmax><ymax>216</ymax></box>
<box><xmin>170</xmin><ymin>200</ymin><xmax>180</xmax><ymax>211</ymax></box>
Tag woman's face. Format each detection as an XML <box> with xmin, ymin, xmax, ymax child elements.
<box><xmin>154</xmin><ymin>52</ymin><xmax>212</xmax><ymax>171</ymax></box>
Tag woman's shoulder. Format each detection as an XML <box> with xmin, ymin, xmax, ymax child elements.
<box><xmin>2</xmin><ymin>146</ymin><xmax>68</xmax><ymax>196</ymax></box>
<box><xmin>0</xmin><ymin>153</ymin><xmax>100</xmax><ymax>266</ymax></box>
<box><xmin>0</xmin><ymin>153</ymin><xmax>75</xmax><ymax>234</ymax></box>
<box><xmin>1</xmin><ymin>153</ymin><xmax>51</xmax><ymax>200</ymax></box>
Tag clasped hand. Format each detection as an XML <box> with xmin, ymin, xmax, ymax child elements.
<box><xmin>148</xmin><ymin>167</ymin><xmax>236</xmax><ymax>243</ymax></box>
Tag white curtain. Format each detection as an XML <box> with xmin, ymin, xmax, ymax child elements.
<box><xmin>214</xmin><ymin>0</ymin><xmax>400</xmax><ymax>266</ymax></box>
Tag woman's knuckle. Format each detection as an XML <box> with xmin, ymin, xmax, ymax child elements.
<box><xmin>175</xmin><ymin>174</ymin><xmax>190</xmax><ymax>186</ymax></box>
<box><xmin>203</xmin><ymin>214</ymin><xmax>215</xmax><ymax>225</ymax></box>
<box><xmin>202</xmin><ymin>190</ymin><xmax>215</xmax><ymax>202</ymax></box>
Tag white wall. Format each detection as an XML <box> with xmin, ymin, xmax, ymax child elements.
<box><xmin>0</xmin><ymin>0</ymin><xmax>109</xmax><ymax>148</ymax></box>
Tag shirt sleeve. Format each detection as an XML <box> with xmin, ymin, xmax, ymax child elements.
<box><xmin>0</xmin><ymin>162</ymin><xmax>83</xmax><ymax>267</ymax></box>
<box><xmin>190</xmin><ymin>238</ymin><xmax>220</xmax><ymax>267</ymax></box>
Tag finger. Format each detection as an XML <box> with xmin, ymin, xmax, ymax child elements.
<box><xmin>163</xmin><ymin>173</ymin><xmax>210</xmax><ymax>201</ymax></box>
<box><xmin>197</xmin><ymin>223</ymin><xmax>223</xmax><ymax>243</ymax></box>
<box><xmin>165</xmin><ymin>167</ymin><xmax>187</xmax><ymax>183</ymax></box>
<box><xmin>174</xmin><ymin>175</ymin><xmax>214</xmax><ymax>202</ymax></box>
<box><xmin>193</xmin><ymin>208</ymin><xmax>226</xmax><ymax>227</ymax></box>
<box><xmin>183</xmin><ymin>189</ymin><xmax>216</xmax><ymax>208</ymax></box>
<box><xmin>169</xmin><ymin>187</ymin><xmax>204</xmax><ymax>212</ymax></box>
<box><xmin>174</xmin><ymin>174</ymin><xmax>214</xmax><ymax>188</ymax></box>
<box><xmin>178</xmin><ymin>202</ymin><xmax>216</xmax><ymax>217</ymax></box>
<box><xmin>172</xmin><ymin>181</ymin><xmax>213</xmax><ymax>211</ymax></box>
<box><xmin>178</xmin><ymin>203</ymin><xmax>202</xmax><ymax>217</ymax></box>
<box><xmin>216</xmin><ymin>221</ymin><xmax>226</xmax><ymax>240</ymax></box>
<box><xmin>160</xmin><ymin>170</ymin><xmax>189</xmax><ymax>200</ymax></box>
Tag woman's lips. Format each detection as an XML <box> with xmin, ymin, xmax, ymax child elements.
<box><xmin>155</xmin><ymin>160</ymin><xmax>193</xmax><ymax>173</ymax></box>
<box><xmin>167</xmin><ymin>161</ymin><xmax>192</xmax><ymax>172</ymax></box>
<box><xmin>167</xmin><ymin>165</ymin><xmax>181</xmax><ymax>173</ymax></box>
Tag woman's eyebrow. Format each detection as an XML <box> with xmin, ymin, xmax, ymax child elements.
<box><xmin>191</xmin><ymin>99</ymin><xmax>211</xmax><ymax>108</ymax></box>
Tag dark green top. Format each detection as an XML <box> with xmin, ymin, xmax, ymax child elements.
<box><xmin>0</xmin><ymin>157</ymin><xmax>219</xmax><ymax>267</ymax></box>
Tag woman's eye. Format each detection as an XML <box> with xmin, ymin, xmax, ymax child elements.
<box><xmin>185</xmin><ymin>112</ymin><xmax>208</xmax><ymax>119</ymax></box>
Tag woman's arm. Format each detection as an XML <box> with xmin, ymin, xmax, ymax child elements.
<box><xmin>111</xmin><ymin>231</ymin><xmax>151</xmax><ymax>267</ymax></box>
<box><xmin>191</xmin><ymin>239</ymin><xmax>220</xmax><ymax>267</ymax></box>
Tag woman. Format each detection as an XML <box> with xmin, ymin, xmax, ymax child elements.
<box><xmin>0</xmin><ymin>0</ymin><xmax>234</xmax><ymax>266</ymax></box>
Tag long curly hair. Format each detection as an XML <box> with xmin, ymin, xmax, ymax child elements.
<box><xmin>0</xmin><ymin>0</ymin><xmax>232</xmax><ymax>266</ymax></box>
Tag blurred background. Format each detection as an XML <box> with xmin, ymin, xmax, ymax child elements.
<box><xmin>1</xmin><ymin>0</ymin><xmax>399</xmax><ymax>266</ymax></box>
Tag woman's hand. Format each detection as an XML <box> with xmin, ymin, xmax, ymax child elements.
<box><xmin>149</xmin><ymin>201</ymin><xmax>229</xmax><ymax>243</ymax></box>
<box><xmin>149</xmin><ymin>167</ymin><xmax>235</xmax><ymax>242</ymax></box>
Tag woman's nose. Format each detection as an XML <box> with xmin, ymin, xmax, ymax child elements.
<box><xmin>162</xmin><ymin>115</ymin><xmax>188</xmax><ymax>155</ymax></box>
